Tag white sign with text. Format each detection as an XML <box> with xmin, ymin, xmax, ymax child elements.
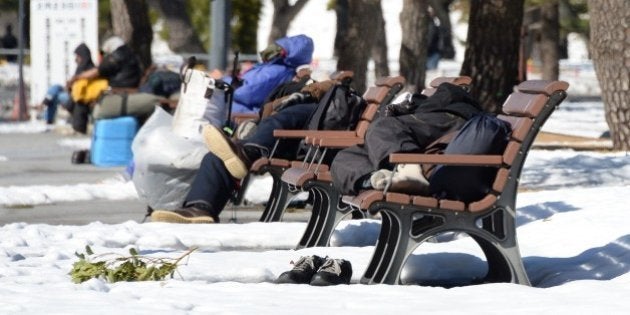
<box><xmin>30</xmin><ymin>0</ymin><xmax>98</xmax><ymax>104</ymax></box>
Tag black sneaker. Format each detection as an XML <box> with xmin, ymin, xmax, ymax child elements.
<box><xmin>275</xmin><ymin>255</ymin><xmax>326</xmax><ymax>284</ymax></box>
<box><xmin>71</xmin><ymin>149</ymin><xmax>90</xmax><ymax>164</ymax></box>
<box><xmin>310</xmin><ymin>258</ymin><xmax>353</xmax><ymax>286</ymax></box>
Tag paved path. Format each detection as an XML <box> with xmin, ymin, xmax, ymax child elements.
<box><xmin>533</xmin><ymin>131</ymin><xmax>613</xmax><ymax>151</ymax></box>
<box><xmin>0</xmin><ymin>130</ymin><xmax>309</xmax><ymax>225</ymax></box>
<box><xmin>1</xmin><ymin>127</ymin><xmax>611</xmax><ymax>226</ymax></box>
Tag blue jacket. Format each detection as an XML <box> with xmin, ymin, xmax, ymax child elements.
<box><xmin>231</xmin><ymin>34</ymin><xmax>314</xmax><ymax>113</ymax></box>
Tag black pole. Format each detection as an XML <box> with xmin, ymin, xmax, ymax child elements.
<box><xmin>17</xmin><ymin>0</ymin><xmax>27</xmax><ymax>121</ymax></box>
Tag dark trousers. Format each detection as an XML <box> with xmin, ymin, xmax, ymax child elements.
<box><xmin>72</xmin><ymin>103</ymin><xmax>91</xmax><ymax>134</ymax></box>
<box><xmin>241</xmin><ymin>102</ymin><xmax>317</xmax><ymax>159</ymax></box>
<box><xmin>184</xmin><ymin>102</ymin><xmax>318</xmax><ymax>214</ymax></box>
<box><xmin>331</xmin><ymin>112</ymin><xmax>466</xmax><ymax>195</ymax></box>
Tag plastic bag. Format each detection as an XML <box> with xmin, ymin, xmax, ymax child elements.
<box><xmin>172</xmin><ymin>68</ymin><xmax>226</xmax><ymax>140</ymax></box>
<box><xmin>132</xmin><ymin>106</ymin><xmax>208</xmax><ymax>210</ymax></box>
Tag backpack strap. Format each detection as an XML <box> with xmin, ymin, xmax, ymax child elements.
<box><xmin>420</xmin><ymin>131</ymin><xmax>458</xmax><ymax>179</ymax></box>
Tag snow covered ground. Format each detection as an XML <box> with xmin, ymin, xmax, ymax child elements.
<box><xmin>2</xmin><ymin>94</ymin><xmax>630</xmax><ymax>313</ymax></box>
<box><xmin>1</xmin><ymin>2</ymin><xmax>627</xmax><ymax>313</ymax></box>
<box><xmin>1</xmin><ymin>151</ymin><xmax>629</xmax><ymax>313</ymax></box>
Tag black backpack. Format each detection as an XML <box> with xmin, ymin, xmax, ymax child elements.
<box><xmin>428</xmin><ymin>114</ymin><xmax>511</xmax><ymax>202</ymax></box>
<box><xmin>294</xmin><ymin>84</ymin><xmax>366</xmax><ymax>163</ymax></box>
<box><xmin>305</xmin><ymin>84</ymin><xmax>366</xmax><ymax>131</ymax></box>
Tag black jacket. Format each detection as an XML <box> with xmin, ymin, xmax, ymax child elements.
<box><xmin>413</xmin><ymin>83</ymin><xmax>481</xmax><ymax>120</ymax></box>
<box><xmin>98</xmin><ymin>45</ymin><xmax>142</xmax><ymax>88</ymax></box>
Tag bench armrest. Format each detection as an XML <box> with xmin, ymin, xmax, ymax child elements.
<box><xmin>389</xmin><ymin>153</ymin><xmax>503</xmax><ymax>166</ymax></box>
<box><xmin>314</xmin><ymin>137</ymin><xmax>364</xmax><ymax>148</ymax></box>
<box><xmin>273</xmin><ymin>129</ymin><xmax>356</xmax><ymax>139</ymax></box>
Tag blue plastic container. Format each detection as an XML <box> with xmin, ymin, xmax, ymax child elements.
<box><xmin>91</xmin><ymin>116</ymin><xmax>139</xmax><ymax>167</ymax></box>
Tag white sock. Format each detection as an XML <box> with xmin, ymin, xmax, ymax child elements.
<box><xmin>370</xmin><ymin>164</ymin><xmax>429</xmax><ymax>195</ymax></box>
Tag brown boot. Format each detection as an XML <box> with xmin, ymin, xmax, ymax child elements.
<box><xmin>150</xmin><ymin>207</ymin><xmax>218</xmax><ymax>224</ymax></box>
<box><xmin>202</xmin><ymin>124</ymin><xmax>253</xmax><ymax>179</ymax></box>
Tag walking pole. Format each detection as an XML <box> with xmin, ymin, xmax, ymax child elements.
<box><xmin>222</xmin><ymin>51</ymin><xmax>240</xmax><ymax>135</ymax></box>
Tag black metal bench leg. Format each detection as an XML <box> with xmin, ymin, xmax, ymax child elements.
<box><xmin>370</xmin><ymin>208</ymin><xmax>418</xmax><ymax>285</ymax></box>
<box><xmin>295</xmin><ymin>181</ymin><xmax>358</xmax><ymax>249</ymax></box>
<box><xmin>306</xmin><ymin>185</ymin><xmax>352</xmax><ymax>247</ymax></box>
<box><xmin>472</xmin><ymin>209</ymin><xmax>530</xmax><ymax>285</ymax></box>
<box><xmin>361</xmin><ymin>210</ymin><xmax>396</xmax><ymax>284</ymax></box>
<box><xmin>260</xmin><ymin>180</ymin><xmax>295</xmax><ymax>222</ymax></box>
<box><xmin>362</xmin><ymin>207</ymin><xmax>443</xmax><ymax>285</ymax></box>
<box><xmin>296</xmin><ymin>189</ymin><xmax>325</xmax><ymax>249</ymax></box>
<box><xmin>304</xmin><ymin>187</ymin><xmax>339</xmax><ymax>247</ymax></box>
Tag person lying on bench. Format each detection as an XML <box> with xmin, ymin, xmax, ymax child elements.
<box><xmin>330</xmin><ymin>82</ymin><xmax>482</xmax><ymax>196</ymax></box>
<box><xmin>150</xmin><ymin>80</ymin><xmax>339</xmax><ymax>224</ymax></box>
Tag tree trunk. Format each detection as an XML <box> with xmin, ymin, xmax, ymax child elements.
<box><xmin>232</xmin><ymin>0</ymin><xmax>263</xmax><ymax>54</ymax></box>
<box><xmin>156</xmin><ymin>0</ymin><xmax>205</xmax><ymax>53</ymax></box>
<box><xmin>336</xmin><ymin>0</ymin><xmax>380</xmax><ymax>94</ymax></box>
<box><xmin>333</xmin><ymin>0</ymin><xmax>349</xmax><ymax>58</ymax></box>
<box><xmin>540</xmin><ymin>1</ymin><xmax>559</xmax><ymax>80</ymax></box>
<box><xmin>399</xmin><ymin>0</ymin><xmax>429</xmax><ymax>93</ymax></box>
<box><xmin>460</xmin><ymin>0</ymin><xmax>524</xmax><ymax>113</ymax></box>
<box><xmin>588</xmin><ymin>0</ymin><xmax>630</xmax><ymax>150</ymax></box>
<box><xmin>110</xmin><ymin>0</ymin><xmax>153</xmax><ymax>70</ymax></box>
<box><xmin>268</xmin><ymin>0</ymin><xmax>310</xmax><ymax>44</ymax></box>
<box><xmin>371</xmin><ymin>2</ymin><xmax>389</xmax><ymax>78</ymax></box>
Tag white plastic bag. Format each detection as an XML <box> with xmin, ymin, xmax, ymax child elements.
<box><xmin>172</xmin><ymin>68</ymin><xmax>226</xmax><ymax>140</ymax></box>
<box><xmin>132</xmin><ymin>106</ymin><xmax>208</xmax><ymax>210</ymax></box>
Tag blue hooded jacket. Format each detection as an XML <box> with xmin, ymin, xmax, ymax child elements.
<box><xmin>230</xmin><ymin>34</ymin><xmax>314</xmax><ymax>113</ymax></box>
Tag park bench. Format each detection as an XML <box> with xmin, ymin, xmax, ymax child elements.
<box><xmin>229</xmin><ymin>70</ymin><xmax>356</xmax><ymax>207</ymax></box>
<box><xmin>280</xmin><ymin>77</ymin><xmax>473</xmax><ymax>249</ymax></box>
<box><xmin>231</xmin><ymin>74</ymin><xmax>405</xmax><ymax>221</ymax></box>
<box><xmin>342</xmin><ymin>79</ymin><xmax>569</xmax><ymax>285</ymax></box>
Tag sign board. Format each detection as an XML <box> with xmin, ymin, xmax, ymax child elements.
<box><xmin>30</xmin><ymin>0</ymin><xmax>98</xmax><ymax>104</ymax></box>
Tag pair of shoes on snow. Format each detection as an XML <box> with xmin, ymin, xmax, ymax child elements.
<box><xmin>275</xmin><ymin>255</ymin><xmax>352</xmax><ymax>286</ymax></box>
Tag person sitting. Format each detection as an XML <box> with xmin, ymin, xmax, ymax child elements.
<box><xmin>149</xmin><ymin>79</ymin><xmax>338</xmax><ymax>223</ymax></box>
<box><xmin>68</xmin><ymin>36</ymin><xmax>159</xmax><ymax>124</ymax></box>
<box><xmin>212</xmin><ymin>34</ymin><xmax>315</xmax><ymax>115</ymax></box>
<box><xmin>40</xmin><ymin>43</ymin><xmax>95</xmax><ymax>129</ymax></box>
<box><xmin>1</xmin><ymin>24</ymin><xmax>18</xmax><ymax>63</ymax></box>
<box><xmin>330</xmin><ymin>83</ymin><xmax>482</xmax><ymax>196</ymax></box>
<box><xmin>233</xmin><ymin>64</ymin><xmax>315</xmax><ymax>140</ymax></box>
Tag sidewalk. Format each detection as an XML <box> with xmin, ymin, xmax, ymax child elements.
<box><xmin>0</xmin><ymin>130</ymin><xmax>309</xmax><ymax>225</ymax></box>
<box><xmin>1</xmin><ymin>125</ymin><xmax>612</xmax><ymax>226</ymax></box>
<box><xmin>534</xmin><ymin>131</ymin><xmax>613</xmax><ymax>151</ymax></box>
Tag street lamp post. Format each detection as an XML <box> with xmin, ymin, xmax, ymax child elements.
<box><xmin>17</xmin><ymin>0</ymin><xmax>27</xmax><ymax>121</ymax></box>
<box><xmin>209</xmin><ymin>0</ymin><xmax>231</xmax><ymax>71</ymax></box>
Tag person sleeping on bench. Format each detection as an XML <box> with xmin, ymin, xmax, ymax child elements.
<box><xmin>330</xmin><ymin>82</ymin><xmax>483</xmax><ymax>196</ymax></box>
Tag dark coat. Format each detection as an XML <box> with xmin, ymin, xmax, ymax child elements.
<box><xmin>331</xmin><ymin>83</ymin><xmax>483</xmax><ymax>195</ymax></box>
<box><xmin>73</xmin><ymin>43</ymin><xmax>95</xmax><ymax>74</ymax></box>
<box><xmin>98</xmin><ymin>44</ymin><xmax>142</xmax><ymax>88</ymax></box>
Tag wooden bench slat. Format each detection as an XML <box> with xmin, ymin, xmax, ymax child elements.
<box><xmin>389</xmin><ymin>153</ymin><xmax>504</xmax><ymax>166</ymax></box>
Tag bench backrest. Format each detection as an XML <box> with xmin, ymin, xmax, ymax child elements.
<box><xmin>355</xmin><ymin>76</ymin><xmax>472</xmax><ymax>140</ymax></box>
<box><xmin>466</xmin><ymin>80</ymin><xmax>569</xmax><ymax>213</ymax></box>
<box><xmin>354</xmin><ymin>76</ymin><xmax>406</xmax><ymax>138</ymax></box>
<box><xmin>422</xmin><ymin>76</ymin><xmax>472</xmax><ymax>96</ymax></box>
